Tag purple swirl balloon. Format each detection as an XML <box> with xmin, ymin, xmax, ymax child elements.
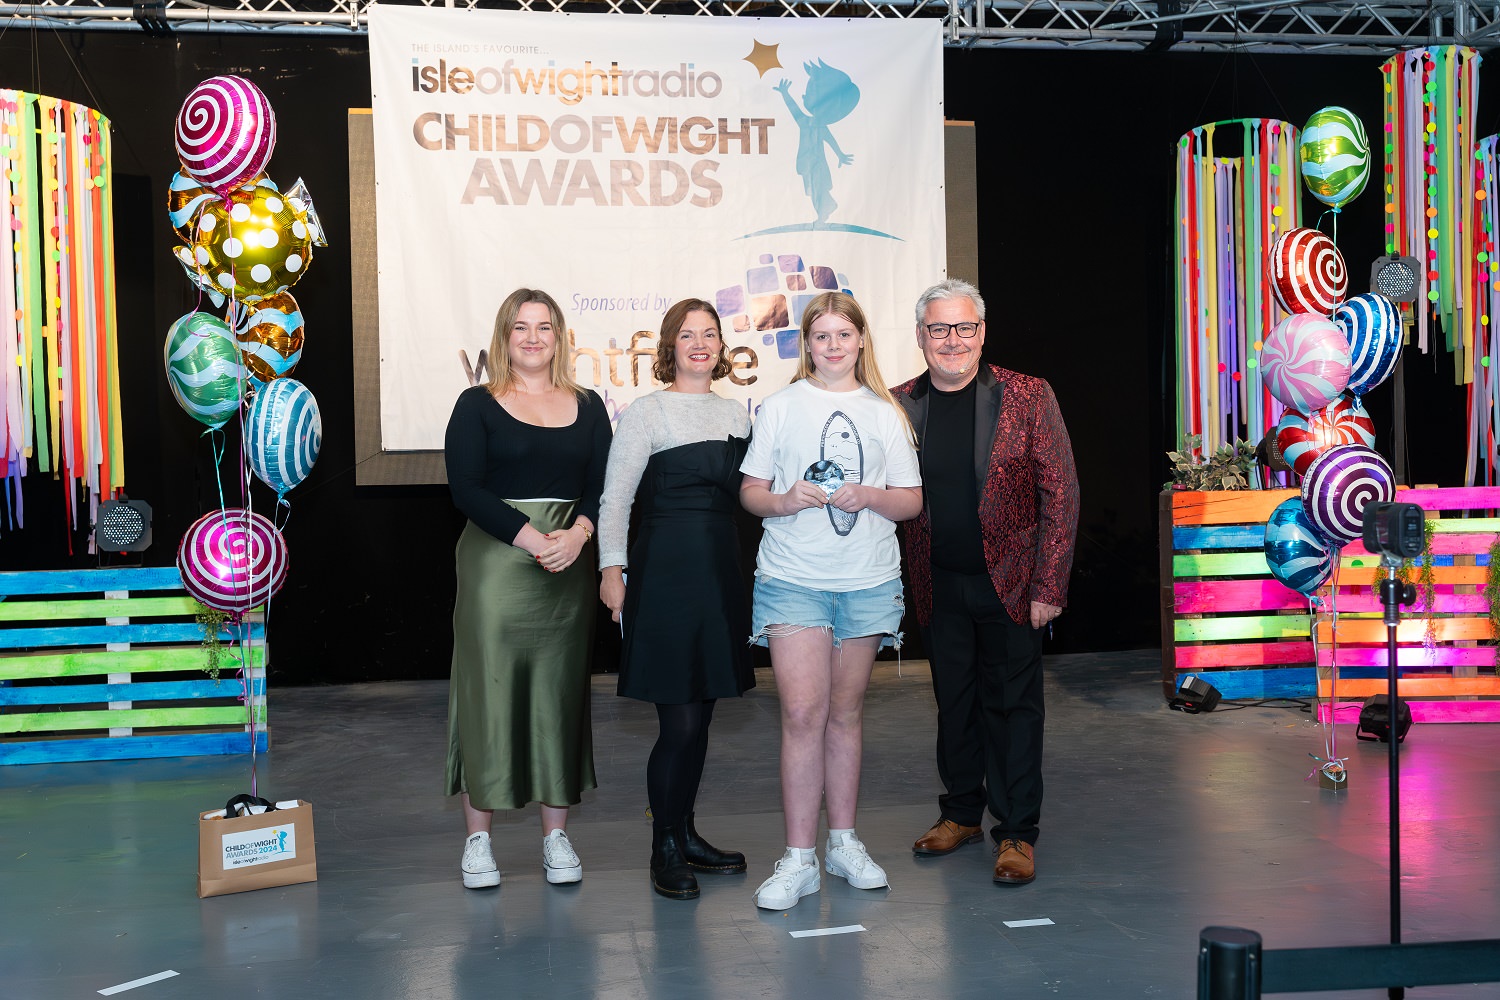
<box><xmin>176</xmin><ymin>508</ymin><xmax>288</xmax><ymax>613</ymax></box>
<box><xmin>175</xmin><ymin>75</ymin><xmax>277</xmax><ymax>195</ymax></box>
<box><xmin>1261</xmin><ymin>313</ymin><xmax>1351</xmax><ymax>412</ymax></box>
<box><xmin>1300</xmin><ymin>444</ymin><xmax>1394</xmax><ymax>544</ymax></box>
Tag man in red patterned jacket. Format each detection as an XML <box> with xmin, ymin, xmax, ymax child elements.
<box><xmin>891</xmin><ymin>279</ymin><xmax>1079</xmax><ymax>885</ymax></box>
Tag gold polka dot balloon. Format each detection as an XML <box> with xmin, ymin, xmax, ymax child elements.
<box><xmin>191</xmin><ymin>180</ymin><xmax>314</xmax><ymax>303</ymax></box>
<box><xmin>168</xmin><ymin>170</ymin><xmax>265</xmax><ymax>247</ymax></box>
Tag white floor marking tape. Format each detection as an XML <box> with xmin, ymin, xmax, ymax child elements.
<box><xmin>790</xmin><ymin>924</ymin><xmax>867</xmax><ymax>938</ymax></box>
<box><xmin>1003</xmin><ymin>918</ymin><xmax>1055</xmax><ymax>928</ymax></box>
<box><xmin>99</xmin><ymin>971</ymin><xmax>180</xmax><ymax>995</ymax></box>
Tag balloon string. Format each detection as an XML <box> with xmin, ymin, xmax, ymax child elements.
<box><xmin>208</xmin><ymin>427</ymin><xmax>228</xmax><ymax>514</ymax></box>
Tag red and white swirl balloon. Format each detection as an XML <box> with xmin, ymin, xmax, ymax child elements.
<box><xmin>175</xmin><ymin>76</ymin><xmax>277</xmax><ymax>196</ymax></box>
<box><xmin>177</xmin><ymin>508</ymin><xmax>288</xmax><ymax>613</ymax></box>
<box><xmin>1275</xmin><ymin>395</ymin><xmax>1377</xmax><ymax>477</ymax></box>
<box><xmin>1267</xmin><ymin>227</ymin><xmax>1347</xmax><ymax>315</ymax></box>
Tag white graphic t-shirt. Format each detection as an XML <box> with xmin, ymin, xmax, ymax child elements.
<box><xmin>741</xmin><ymin>379</ymin><xmax>922</xmax><ymax>592</ymax></box>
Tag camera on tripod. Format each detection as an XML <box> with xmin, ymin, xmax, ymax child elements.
<box><xmin>1361</xmin><ymin>501</ymin><xmax>1424</xmax><ymax>561</ymax></box>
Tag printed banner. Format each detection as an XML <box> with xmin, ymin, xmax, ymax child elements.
<box><xmin>368</xmin><ymin>6</ymin><xmax>945</xmax><ymax>450</ymax></box>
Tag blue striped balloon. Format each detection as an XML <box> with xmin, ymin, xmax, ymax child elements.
<box><xmin>1334</xmin><ymin>292</ymin><xmax>1402</xmax><ymax>398</ymax></box>
<box><xmin>1264</xmin><ymin>497</ymin><xmax>1335</xmax><ymax>597</ymax></box>
<box><xmin>247</xmin><ymin>378</ymin><xmax>322</xmax><ymax>498</ymax></box>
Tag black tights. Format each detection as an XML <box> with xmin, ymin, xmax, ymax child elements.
<box><xmin>647</xmin><ymin>700</ymin><xmax>716</xmax><ymax>831</ymax></box>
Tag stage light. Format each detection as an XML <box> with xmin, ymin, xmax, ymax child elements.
<box><xmin>1355</xmin><ymin>694</ymin><xmax>1412</xmax><ymax>743</ymax></box>
<box><xmin>132</xmin><ymin>0</ymin><xmax>171</xmax><ymax>36</ymax></box>
<box><xmin>1170</xmin><ymin>674</ymin><xmax>1221</xmax><ymax>714</ymax></box>
<box><xmin>1369</xmin><ymin>254</ymin><xmax>1422</xmax><ymax>304</ymax></box>
<box><xmin>94</xmin><ymin>498</ymin><xmax>153</xmax><ymax>553</ymax></box>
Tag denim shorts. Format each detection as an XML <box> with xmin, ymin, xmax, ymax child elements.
<box><xmin>749</xmin><ymin>575</ymin><xmax>905</xmax><ymax>650</ymax></box>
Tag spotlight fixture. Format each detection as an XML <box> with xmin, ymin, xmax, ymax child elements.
<box><xmin>132</xmin><ymin>0</ymin><xmax>172</xmax><ymax>36</ymax></box>
<box><xmin>94</xmin><ymin>498</ymin><xmax>153</xmax><ymax>553</ymax></box>
<box><xmin>1369</xmin><ymin>254</ymin><xmax>1423</xmax><ymax>304</ymax></box>
<box><xmin>1170</xmin><ymin>674</ymin><xmax>1222</xmax><ymax>714</ymax></box>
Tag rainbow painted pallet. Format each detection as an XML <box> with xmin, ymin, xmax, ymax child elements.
<box><xmin>1160</xmin><ymin>487</ymin><xmax>1500</xmax><ymax>723</ymax></box>
<box><xmin>0</xmin><ymin>567</ymin><xmax>268</xmax><ymax>764</ymax></box>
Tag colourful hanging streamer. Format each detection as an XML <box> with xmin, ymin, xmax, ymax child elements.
<box><xmin>1470</xmin><ymin>135</ymin><xmax>1500</xmax><ymax>485</ymax></box>
<box><xmin>1381</xmin><ymin>47</ymin><xmax>1482</xmax><ymax>373</ymax></box>
<box><xmin>0</xmin><ymin>91</ymin><xmax>123</xmax><ymax>537</ymax></box>
<box><xmin>1174</xmin><ymin>120</ymin><xmax>1302</xmax><ymax>477</ymax></box>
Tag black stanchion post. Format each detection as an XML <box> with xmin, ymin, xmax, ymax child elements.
<box><xmin>1198</xmin><ymin>927</ymin><xmax>1262</xmax><ymax>1000</ymax></box>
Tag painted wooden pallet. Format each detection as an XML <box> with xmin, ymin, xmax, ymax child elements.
<box><xmin>0</xmin><ymin>568</ymin><xmax>268</xmax><ymax>764</ymax></box>
<box><xmin>1160</xmin><ymin>487</ymin><xmax>1500</xmax><ymax>722</ymax></box>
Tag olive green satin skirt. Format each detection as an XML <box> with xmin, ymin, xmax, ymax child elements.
<box><xmin>445</xmin><ymin>501</ymin><xmax>597</xmax><ymax>810</ymax></box>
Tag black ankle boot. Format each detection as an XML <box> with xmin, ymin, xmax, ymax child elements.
<box><xmin>650</xmin><ymin>826</ymin><xmax>700</xmax><ymax>900</ymax></box>
<box><xmin>680</xmin><ymin>813</ymin><xmax>747</xmax><ymax>873</ymax></box>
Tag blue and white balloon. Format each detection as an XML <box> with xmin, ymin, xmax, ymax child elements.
<box><xmin>247</xmin><ymin>377</ymin><xmax>321</xmax><ymax>498</ymax></box>
<box><xmin>1334</xmin><ymin>292</ymin><xmax>1402</xmax><ymax>398</ymax></box>
<box><xmin>1264</xmin><ymin>497</ymin><xmax>1335</xmax><ymax>597</ymax></box>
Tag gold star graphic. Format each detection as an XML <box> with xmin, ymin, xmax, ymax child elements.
<box><xmin>744</xmin><ymin>40</ymin><xmax>783</xmax><ymax>78</ymax></box>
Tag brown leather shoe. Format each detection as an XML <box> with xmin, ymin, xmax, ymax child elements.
<box><xmin>993</xmin><ymin>839</ymin><xmax>1035</xmax><ymax>884</ymax></box>
<box><xmin>913</xmin><ymin>819</ymin><xmax>984</xmax><ymax>856</ymax></box>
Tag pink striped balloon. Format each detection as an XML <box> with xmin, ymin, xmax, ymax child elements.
<box><xmin>175</xmin><ymin>76</ymin><xmax>277</xmax><ymax>196</ymax></box>
<box><xmin>176</xmin><ymin>508</ymin><xmax>289</xmax><ymax>613</ymax></box>
<box><xmin>1260</xmin><ymin>313</ymin><xmax>1352</xmax><ymax>412</ymax></box>
<box><xmin>1267</xmin><ymin>227</ymin><xmax>1347</xmax><ymax>315</ymax></box>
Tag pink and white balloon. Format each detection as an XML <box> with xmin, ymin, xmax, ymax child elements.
<box><xmin>177</xmin><ymin>508</ymin><xmax>289</xmax><ymax>613</ymax></box>
<box><xmin>1300</xmin><ymin>445</ymin><xmax>1395</xmax><ymax>544</ymax></box>
<box><xmin>175</xmin><ymin>76</ymin><xmax>277</xmax><ymax>197</ymax></box>
<box><xmin>1260</xmin><ymin>313</ymin><xmax>1352</xmax><ymax>412</ymax></box>
<box><xmin>1275</xmin><ymin>395</ymin><xmax>1377</xmax><ymax>477</ymax></box>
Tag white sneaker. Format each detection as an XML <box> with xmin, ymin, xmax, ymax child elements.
<box><xmin>825</xmin><ymin>833</ymin><xmax>888</xmax><ymax>890</ymax></box>
<box><xmin>542</xmin><ymin>829</ymin><xmax>583</xmax><ymax>884</ymax></box>
<box><xmin>755</xmin><ymin>851</ymin><xmax>821</xmax><ymax>910</ymax></box>
<box><xmin>461</xmin><ymin>832</ymin><xmax>500</xmax><ymax>889</ymax></box>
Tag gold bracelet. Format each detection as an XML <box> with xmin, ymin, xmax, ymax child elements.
<box><xmin>576</xmin><ymin>523</ymin><xmax>592</xmax><ymax>542</ymax></box>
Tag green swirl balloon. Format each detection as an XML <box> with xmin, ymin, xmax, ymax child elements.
<box><xmin>1299</xmin><ymin>106</ymin><xmax>1370</xmax><ymax>210</ymax></box>
<box><xmin>164</xmin><ymin>311</ymin><xmax>246</xmax><ymax>429</ymax></box>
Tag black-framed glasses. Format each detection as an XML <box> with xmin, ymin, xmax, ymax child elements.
<box><xmin>924</xmin><ymin>322</ymin><xmax>980</xmax><ymax>339</ymax></box>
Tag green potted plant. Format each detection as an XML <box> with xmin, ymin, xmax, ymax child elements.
<box><xmin>1164</xmin><ymin>434</ymin><xmax>1258</xmax><ymax>491</ymax></box>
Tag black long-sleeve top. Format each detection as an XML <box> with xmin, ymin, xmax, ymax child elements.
<box><xmin>444</xmin><ymin>385</ymin><xmax>613</xmax><ymax>544</ymax></box>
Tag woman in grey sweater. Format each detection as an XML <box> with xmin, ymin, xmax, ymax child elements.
<box><xmin>597</xmin><ymin>298</ymin><xmax>754</xmax><ymax>900</ymax></box>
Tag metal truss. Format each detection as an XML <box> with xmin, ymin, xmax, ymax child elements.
<box><xmin>2</xmin><ymin>0</ymin><xmax>1500</xmax><ymax>53</ymax></box>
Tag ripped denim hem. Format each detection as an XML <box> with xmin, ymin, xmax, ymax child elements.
<box><xmin>748</xmin><ymin>626</ymin><xmax>903</xmax><ymax>651</ymax></box>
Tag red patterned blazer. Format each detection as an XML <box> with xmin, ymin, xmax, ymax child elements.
<box><xmin>892</xmin><ymin>364</ymin><xmax>1080</xmax><ymax>627</ymax></box>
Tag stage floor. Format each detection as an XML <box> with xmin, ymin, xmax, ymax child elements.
<box><xmin>4</xmin><ymin>650</ymin><xmax>1499</xmax><ymax>999</ymax></box>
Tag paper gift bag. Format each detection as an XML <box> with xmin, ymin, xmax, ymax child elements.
<box><xmin>197</xmin><ymin>797</ymin><xmax>318</xmax><ymax>898</ymax></box>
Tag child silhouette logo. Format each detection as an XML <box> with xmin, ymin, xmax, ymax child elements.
<box><xmin>744</xmin><ymin>59</ymin><xmax>897</xmax><ymax>241</ymax></box>
<box><xmin>775</xmin><ymin>62</ymin><xmax>859</xmax><ymax>228</ymax></box>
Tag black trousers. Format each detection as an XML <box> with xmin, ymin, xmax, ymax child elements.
<box><xmin>925</xmin><ymin>565</ymin><xmax>1045</xmax><ymax>846</ymax></box>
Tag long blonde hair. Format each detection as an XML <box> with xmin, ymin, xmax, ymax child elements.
<box><xmin>484</xmin><ymin>288</ymin><xmax>586</xmax><ymax>397</ymax></box>
<box><xmin>793</xmin><ymin>291</ymin><xmax>916</xmax><ymax>443</ymax></box>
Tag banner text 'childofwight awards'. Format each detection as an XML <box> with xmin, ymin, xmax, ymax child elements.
<box><xmin>409</xmin><ymin>51</ymin><xmax>774</xmax><ymax>208</ymax></box>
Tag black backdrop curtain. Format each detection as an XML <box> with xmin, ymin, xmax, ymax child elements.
<box><xmin>0</xmin><ymin>30</ymin><xmax>1482</xmax><ymax>680</ymax></box>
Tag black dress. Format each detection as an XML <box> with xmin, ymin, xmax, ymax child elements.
<box><xmin>616</xmin><ymin>436</ymin><xmax>754</xmax><ymax>703</ymax></box>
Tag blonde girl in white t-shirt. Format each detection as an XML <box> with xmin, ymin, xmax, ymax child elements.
<box><xmin>739</xmin><ymin>291</ymin><xmax>923</xmax><ymax>910</ymax></box>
